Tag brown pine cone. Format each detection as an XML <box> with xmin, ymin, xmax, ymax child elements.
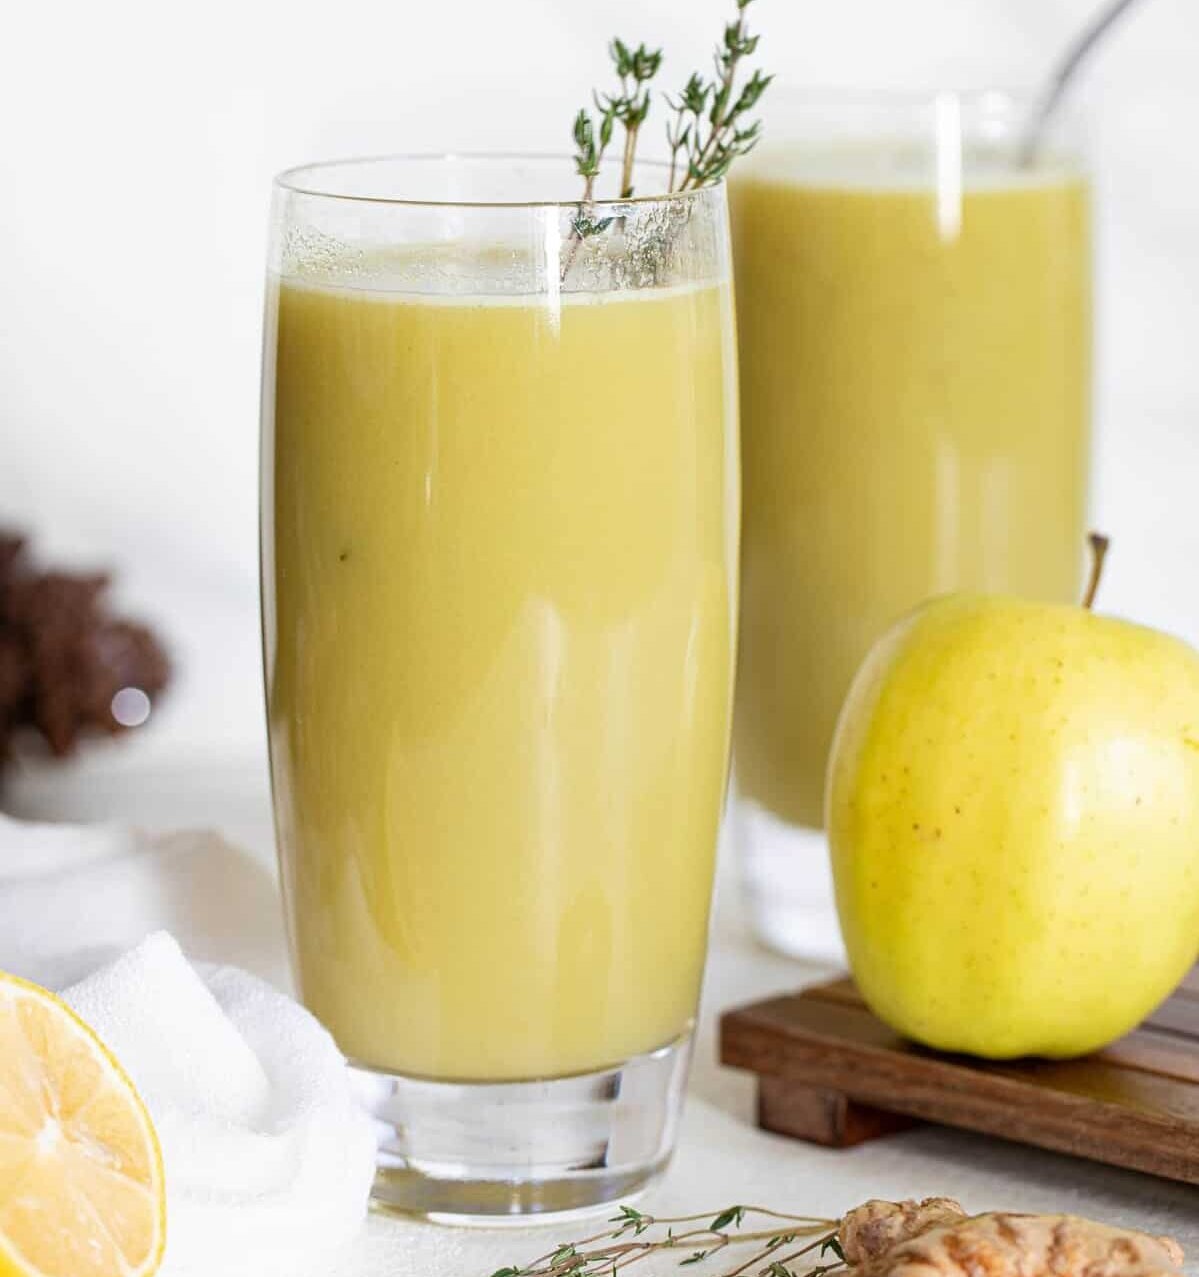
<box><xmin>0</xmin><ymin>531</ymin><xmax>171</xmax><ymax>769</ymax></box>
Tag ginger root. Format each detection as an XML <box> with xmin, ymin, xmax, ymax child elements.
<box><xmin>837</xmin><ymin>1200</ymin><xmax>1185</xmax><ymax>1277</ymax></box>
<box><xmin>839</xmin><ymin>1198</ymin><xmax>968</xmax><ymax>1266</ymax></box>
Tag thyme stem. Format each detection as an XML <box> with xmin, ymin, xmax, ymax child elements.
<box><xmin>489</xmin><ymin>1207</ymin><xmax>837</xmax><ymax>1277</ymax></box>
<box><xmin>568</xmin><ymin>0</ymin><xmax>771</xmax><ymax>204</ymax></box>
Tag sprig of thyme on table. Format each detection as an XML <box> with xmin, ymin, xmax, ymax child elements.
<box><xmin>570</xmin><ymin>0</ymin><xmax>772</xmax><ymax>218</ymax></box>
<box><xmin>486</xmin><ymin>1197</ymin><xmax>1189</xmax><ymax>1277</ymax></box>
<box><xmin>488</xmin><ymin>1204</ymin><xmax>840</xmax><ymax>1277</ymax></box>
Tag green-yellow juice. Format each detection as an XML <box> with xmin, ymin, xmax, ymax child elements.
<box><xmin>262</xmin><ymin>261</ymin><xmax>738</xmax><ymax>1081</ymax></box>
<box><xmin>731</xmin><ymin>154</ymin><xmax>1092</xmax><ymax>829</ymax></box>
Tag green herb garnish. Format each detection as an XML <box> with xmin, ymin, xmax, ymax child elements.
<box><xmin>487</xmin><ymin>1203</ymin><xmax>838</xmax><ymax>1277</ymax></box>
<box><xmin>570</xmin><ymin>0</ymin><xmax>771</xmax><ymax>218</ymax></box>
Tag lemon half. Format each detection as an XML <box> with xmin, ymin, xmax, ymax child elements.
<box><xmin>0</xmin><ymin>972</ymin><xmax>165</xmax><ymax>1277</ymax></box>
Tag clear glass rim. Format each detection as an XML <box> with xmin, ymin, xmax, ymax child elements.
<box><xmin>745</xmin><ymin>85</ymin><xmax>1088</xmax><ymax>160</ymax></box>
<box><xmin>756</xmin><ymin>84</ymin><xmax>1090</xmax><ymax>132</ymax></box>
<box><xmin>762</xmin><ymin>85</ymin><xmax>1044</xmax><ymax>106</ymax></box>
<box><xmin>273</xmin><ymin>152</ymin><xmax>720</xmax><ymax>211</ymax></box>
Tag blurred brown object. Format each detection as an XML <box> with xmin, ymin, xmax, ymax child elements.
<box><xmin>0</xmin><ymin>531</ymin><xmax>170</xmax><ymax>771</ymax></box>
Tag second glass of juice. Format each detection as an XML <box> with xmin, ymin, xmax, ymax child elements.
<box><xmin>730</xmin><ymin>92</ymin><xmax>1092</xmax><ymax>957</ymax></box>
<box><xmin>261</xmin><ymin>156</ymin><xmax>739</xmax><ymax>1217</ymax></box>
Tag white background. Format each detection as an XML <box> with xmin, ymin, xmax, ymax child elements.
<box><xmin>2</xmin><ymin>0</ymin><xmax>1196</xmax><ymax>768</ymax></box>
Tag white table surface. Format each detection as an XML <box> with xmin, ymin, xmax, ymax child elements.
<box><xmin>5</xmin><ymin>751</ymin><xmax>1198</xmax><ymax>1275</ymax></box>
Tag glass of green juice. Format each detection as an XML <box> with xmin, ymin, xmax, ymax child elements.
<box><xmin>730</xmin><ymin>91</ymin><xmax>1093</xmax><ymax>959</ymax></box>
<box><xmin>260</xmin><ymin>155</ymin><xmax>739</xmax><ymax>1217</ymax></box>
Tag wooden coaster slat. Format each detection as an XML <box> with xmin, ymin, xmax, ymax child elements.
<box><xmin>721</xmin><ymin>972</ymin><xmax>1199</xmax><ymax>1185</ymax></box>
<box><xmin>1143</xmin><ymin>995</ymin><xmax>1199</xmax><ymax>1037</ymax></box>
<box><xmin>727</xmin><ymin>996</ymin><xmax>1199</xmax><ymax>1126</ymax></box>
<box><xmin>798</xmin><ymin>976</ymin><xmax>1199</xmax><ymax>1086</ymax></box>
<box><xmin>757</xmin><ymin>1078</ymin><xmax>916</xmax><ymax>1147</ymax></box>
<box><xmin>1093</xmin><ymin>1029</ymin><xmax>1199</xmax><ymax>1086</ymax></box>
<box><xmin>795</xmin><ymin>978</ymin><xmax>864</xmax><ymax>1009</ymax></box>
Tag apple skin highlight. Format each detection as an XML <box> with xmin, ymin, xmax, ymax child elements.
<box><xmin>826</xmin><ymin>592</ymin><xmax>1199</xmax><ymax>1060</ymax></box>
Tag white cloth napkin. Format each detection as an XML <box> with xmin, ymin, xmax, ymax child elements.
<box><xmin>0</xmin><ymin>811</ymin><xmax>290</xmax><ymax>989</ymax></box>
<box><xmin>0</xmin><ymin>813</ymin><xmax>376</xmax><ymax>1277</ymax></box>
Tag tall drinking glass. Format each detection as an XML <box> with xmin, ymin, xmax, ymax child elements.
<box><xmin>260</xmin><ymin>156</ymin><xmax>739</xmax><ymax>1216</ymax></box>
<box><xmin>730</xmin><ymin>92</ymin><xmax>1092</xmax><ymax>957</ymax></box>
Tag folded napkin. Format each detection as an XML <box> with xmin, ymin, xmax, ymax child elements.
<box><xmin>0</xmin><ymin>813</ymin><xmax>376</xmax><ymax>1277</ymax></box>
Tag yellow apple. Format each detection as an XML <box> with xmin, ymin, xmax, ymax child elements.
<box><xmin>827</xmin><ymin>591</ymin><xmax>1199</xmax><ymax>1058</ymax></box>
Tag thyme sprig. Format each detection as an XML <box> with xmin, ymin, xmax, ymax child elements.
<box><xmin>572</xmin><ymin>40</ymin><xmax>664</xmax><ymax>203</ymax></box>
<box><xmin>570</xmin><ymin>0</ymin><xmax>771</xmax><ymax>215</ymax></box>
<box><xmin>670</xmin><ymin>0</ymin><xmax>772</xmax><ymax>190</ymax></box>
<box><xmin>488</xmin><ymin>1204</ymin><xmax>839</xmax><ymax>1277</ymax></box>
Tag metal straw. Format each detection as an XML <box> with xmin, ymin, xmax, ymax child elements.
<box><xmin>1020</xmin><ymin>0</ymin><xmax>1148</xmax><ymax>164</ymax></box>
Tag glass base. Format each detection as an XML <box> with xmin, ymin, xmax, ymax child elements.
<box><xmin>734</xmin><ymin>795</ymin><xmax>847</xmax><ymax>965</ymax></box>
<box><xmin>348</xmin><ymin>1032</ymin><xmax>692</xmax><ymax>1220</ymax></box>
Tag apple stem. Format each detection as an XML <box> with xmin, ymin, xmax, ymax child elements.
<box><xmin>1082</xmin><ymin>531</ymin><xmax>1111</xmax><ymax>610</ymax></box>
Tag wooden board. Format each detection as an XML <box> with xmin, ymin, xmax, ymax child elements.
<box><xmin>720</xmin><ymin>969</ymin><xmax>1199</xmax><ymax>1185</ymax></box>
